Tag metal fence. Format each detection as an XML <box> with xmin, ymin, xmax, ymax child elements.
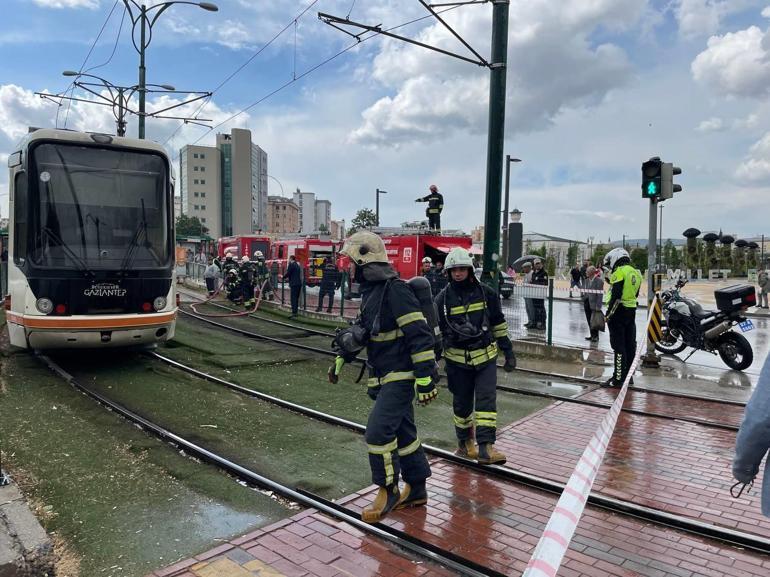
<box><xmin>500</xmin><ymin>280</ymin><xmax>554</xmax><ymax>344</ymax></box>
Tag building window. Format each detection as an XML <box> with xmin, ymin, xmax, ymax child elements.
<box><xmin>200</xmin><ymin>166</ymin><xmax>206</xmax><ymax>172</ymax></box>
<box><xmin>201</xmin><ymin>192</ymin><xmax>206</xmax><ymax>198</ymax></box>
<box><xmin>194</xmin><ymin>179</ymin><xmax>199</xmax><ymax>184</ymax></box>
<box><xmin>201</xmin><ymin>205</ymin><xmax>206</xmax><ymax>210</ymax></box>
<box><xmin>201</xmin><ymin>218</ymin><xmax>206</xmax><ymax>223</ymax></box>
<box><xmin>194</xmin><ymin>192</ymin><xmax>199</xmax><ymax>197</ymax></box>
<box><xmin>193</xmin><ymin>153</ymin><xmax>199</xmax><ymax>158</ymax></box>
<box><xmin>200</xmin><ymin>179</ymin><xmax>206</xmax><ymax>184</ymax></box>
<box><xmin>194</xmin><ymin>166</ymin><xmax>199</xmax><ymax>171</ymax></box>
<box><xmin>194</xmin><ymin>204</ymin><xmax>199</xmax><ymax>210</ymax></box>
<box><xmin>200</xmin><ymin>153</ymin><xmax>205</xmax><ymax>159</ymax></box>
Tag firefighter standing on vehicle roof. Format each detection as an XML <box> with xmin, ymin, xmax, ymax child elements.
<box><xmin>240</xmin><ymin>255</ymin><xmax>256</xmax><ymax>308</ymax></box>
<box><xmin>602</xmin><ymin>248</ymin><xmax>642</xmax><ymax>388</ymax></box>
<box><xmin>415</xmin><ymin>184</ymin><xmax>443</xmax><ymax>231</ymax></box>
<box><xmin>329</xmin><ymin>231</ymin><xmax>437</xmax><ymax>523</ymax></box>
<box><xmin>435</xmin><ymin>247</ymin><xmax>516</xmax><ymax>465</ymax></box>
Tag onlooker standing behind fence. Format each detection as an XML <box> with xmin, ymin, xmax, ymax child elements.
<box><xmin>733</xmin><ymin>354</ymin><xmax>770</xmax><ymax>517</ymax></box>
<box><xmin>203</xmin><ymin>258</ymin><xmax>220</xmax><ymax>296</ymax></box>
<box><xmin>283</xmin><ymin>255</ymin><xmax>303</xmax><ymax>319</ymax></box>
<box><xmin>522</xmin><ymin>262</ymin><xmax>536</xmax><ymax>329</ymax></box>
<box><xmin>758</xmin><ymin>269</ymin><xmax>769</xmax><ymax>309</ymax></box>
<box><xmin>531</xmin><ymin>258</ymin><xmax>548</xmax><ymax>330</ymax></box>
<box><xmin>582</xmin><ymin>266</ymin><xmax>602</xmax><ymax>342</ymax></box>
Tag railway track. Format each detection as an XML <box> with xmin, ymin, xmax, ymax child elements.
<box><xmin>38</xmin><ymin>351</ymin><xmax>770</xmax><ymax>562</ymax></box>
<box><xmin>176</xmin><ymin>295</ymin><xmax>745</xmax><ymax>430</ymax></box>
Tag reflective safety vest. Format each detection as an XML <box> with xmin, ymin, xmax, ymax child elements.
<box><xmin>609</xmin><ymin>264</ymin><xmax>642</xmax><ymax>308</ymax></box>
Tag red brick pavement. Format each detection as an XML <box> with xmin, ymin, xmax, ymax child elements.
<box><xmin>578</xmin><ymin>388</ymin><xmax>746</xmax><ymax>429</ymax></box>
<box><xmin>495</xmin><ymin>400</ymin><xmax>770</xmax><ymax>538</ymax></box>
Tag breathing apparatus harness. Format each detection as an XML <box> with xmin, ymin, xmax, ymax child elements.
<box><xmin>443</xmin><ymin>281</ymin><xmax>492</xmax><ymax>350</ymax></box>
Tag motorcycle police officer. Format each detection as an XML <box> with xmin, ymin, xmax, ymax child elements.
<box><xmin>435</xmin><ymin>247</ymin><xmax>516</xmax><ymax>465</ymax></box>
<box><xmin>415</xmin><ymin>184</ymin><xmax>444</xmax><ymax>231</ymax></box>
<box><xmin>329</xmin><ymin>231</ymin><xmax>437</xmax><ymax>523</ymax></box>
<box><xmin>603</xmin><ymin>248</ymin><xmax>642</xmax><ymax>387</ymax></box>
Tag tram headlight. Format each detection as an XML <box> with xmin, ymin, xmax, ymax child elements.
<box><xmin>36</xmin><ymin>298</ymin><xmax>54</xmax><ymax>315</ymax></box>
<box><xmin>153</xmin><ymin>296</ymin><xmax>167</xmax><ymax>311</ymax></box>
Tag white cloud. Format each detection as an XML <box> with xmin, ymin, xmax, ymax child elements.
<box><xmin>556</xmin><ymin>209</ymin><xmax>634</xmax><ymax>222</ymax></box>
<box><xmin>696</xmin><ymin>117</ymin><xmax>725</xmax><ymax>131</ymax></box>
<box><xmin>691</xmin><ymin>25</ymin><xmax>770</xmax><ymax>97</ymax></box>
<box><xmin>675</xmin><ymin>1</ymin><xmax>763</xmax><ymax>39</ymax></box>
<box><xmin>735</xmin><ymin>131</ymin><xmax>770</xmax><ymax>182</ymax></box>
<box><xmin>350</xmin><ymin>0</ymin><xmax>641</xmax><ymax>147</ymax></box>
<box><xmin>32</xmin><ymin>0</ymin><xmax>99</xmax><ymax>8</ymax></box>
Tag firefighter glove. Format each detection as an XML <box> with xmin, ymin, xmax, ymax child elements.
<box><xmin>328</xmin><ymin>356</ymin><xmax>345</xmax><ymax>384</ymax></box>
<box><xmin>415</xmin><ymin>376</ymin><xmax>438</xmax><ymax>406</ymax></box>
<box><xmin>503</xmin><ymin>352</ymin><xmax>517</xmax><ymax>372</ymax></box>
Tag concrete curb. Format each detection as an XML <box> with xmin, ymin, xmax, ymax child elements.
<box><xmin>513</xmin><ymin>339</ymin><xmax>584</xmax><ymax>363</ymax></box>
<box><xmin>0</xmin><ymin>481</ymin><xmax>53</xmax><ymax>577</ymax></box>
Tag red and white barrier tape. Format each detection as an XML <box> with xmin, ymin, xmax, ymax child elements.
<box><xmin>516</xmin><ymin>282</ymin><xmax>606</xmax><ymax>295</ymax></box>
<box><xmin>522</xmin><ymin>300</ymin><xmax>657</xmax><ymax>577</ymax></box>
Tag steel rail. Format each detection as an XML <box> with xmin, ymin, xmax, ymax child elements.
<box><xmin>37</xmin><ymin>353</ymin><xmax>501</xmax><ymax>577</ymax></box>
<box><xmin>147</xmin><ymin>351</ymin><xmax>770</xmax><ymax>555</ymax></box>
<box><xmin>178</xmin><ymin>307</ymin><xmax>743</xmax><ymax>429</ymax></box>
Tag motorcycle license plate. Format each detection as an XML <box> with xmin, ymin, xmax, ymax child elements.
<box><xmin>739</xmin><ymin>320</ymin><xmax>754</xmax><ymax>333</ymax></box>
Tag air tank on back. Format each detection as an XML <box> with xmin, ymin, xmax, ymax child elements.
<box><xmin>407</xmin><ymin>276</ymin><xmax>442</xmax><ymax>356</ymax></box>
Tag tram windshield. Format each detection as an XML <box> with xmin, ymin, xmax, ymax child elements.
<box><xmin>27</xmin><ymin>143</ymin><xmax>170</xmax><ymax>270</ymax></box>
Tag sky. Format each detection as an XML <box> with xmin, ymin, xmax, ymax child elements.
<box><xmin>2</xmin><ymin>0</ymin><xmax>770</xmax><ymax>244</ymax></box>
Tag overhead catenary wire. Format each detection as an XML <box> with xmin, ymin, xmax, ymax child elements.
<box><xmin>83</xmin><ymin>4</ymin><xmax>127</xmax><ymax>74</ymax></box>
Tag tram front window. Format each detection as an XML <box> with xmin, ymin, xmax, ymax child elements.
<box><xmin>28</xmin><ymin>143</ymin><xmax>170</xmax><ymax>270</ymax></box>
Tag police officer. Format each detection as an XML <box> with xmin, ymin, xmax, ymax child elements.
<box><xmin>330</xmin><ymin>231</ymin><xmax>437</xmax><ymax>523</ymax></box>
<box><xmin>602</xmin><ymin>248</ymin><xmax>642</xmax><ymax>387</ymax></box>
<box><xmin>240</xmin><ymin>255</ymin><xmax>256</xmax><ymax>308</ymax></box>
<box><xmin>415</xmin><ymin>184</ymin><xmax>444</xmax><ymax>231</ymax></box>
<box><xmin>435</xmin><ymin>247</ymin><xmax>516</xmax><ymax>465</ymax></box>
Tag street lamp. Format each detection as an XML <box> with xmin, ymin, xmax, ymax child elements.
<box><xmin>375</xmin><ymin>188</ymin><xmax>388</xmax><ymax>227</ymax></box>
<box><xmin>120</xmin><ymin>1</ymin><xmax>218</xmax><ymax>139</ymax></box>
<box><xmin>501</xmin><ymin>155</ymin><xmax>522</xmax><ymax>267</ymax></box>
<box><xmin>267</xmin><ymin>175</ymin><xmax>285</xmax><ymax>196</ymax></box>
<box><xmin>62</xmin><ymin>71</ymin><xmax>175</xmax><ymax>136</ymax></box>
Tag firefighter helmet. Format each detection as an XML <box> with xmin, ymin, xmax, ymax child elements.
<box><xmin>340</xmin><ymin>231</ymin><xmax>388</xmax><ymax>266</ymax></box>
<box><xmin>422</xmin><ymin>256</ymin><xmax>432</xmax><ymax>264</ymax></box>
<box><xmin>444</xmin><ymin>247</ymin><xmax>474</xmax><ymax>271</ymax></box>
<box><xmin>241</xmin><ymin>255</ymin><xmax>250</xmax><ymax>263</ymax></box>
<box><xmin>253</xmin><ymin>250</ymin><xmax>263</xmax><ymax>259</ymax></box>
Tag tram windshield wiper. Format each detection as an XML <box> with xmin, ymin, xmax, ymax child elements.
<box><xmin>41</xmin><ymin>226</ymin><xmax>95</xmax><ymax>278</ymax></box>
<box><xmin>119</xmin><ymin>199</ymin><xmax>162</xmax><ymax>274</ymax></box>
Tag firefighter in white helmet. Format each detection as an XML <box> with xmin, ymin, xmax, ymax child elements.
<box><xmin>435</xmin><ymin>247</ymin><xmax>516</xmax><ymax>465</ymax></box>
<box><xmin>331</xmin><ymin>230</ymin><xmax>437</xmax><ymax>523</ymax></box>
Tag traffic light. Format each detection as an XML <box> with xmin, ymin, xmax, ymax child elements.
<box><xmin>661</xmin><ymin>162</ymin><xmax>682</xmax><ymax>200</ymax></box>
<box><xmin>641</xmin><ymin>157</ymin><xmax>662</xmax><ymax>199</ymax></box>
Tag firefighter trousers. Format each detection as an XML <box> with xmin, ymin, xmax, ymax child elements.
<box><xmin>608</xmin><ymin>306</ymin><xmax>637</xmax><ymax>385</ymax></box>
<box><xmin>446</xmin><ymin>360</ymin><xmax>498</xmax><ymax>444</ymax></box>
<box><xmin>428</xmin><ymin>213</ymin><xmax>441</xmax><ymax>231</ymax></box>
<box><xmin>365</xmin><ymin>379</ymin><xmax>431</xmax><ymax>488</ymax></box>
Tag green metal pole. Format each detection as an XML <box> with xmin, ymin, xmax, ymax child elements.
<box><xmin>547</xmin><ymin>278</ymin><xmax>553</xmax><ymax>346</ymax></box>
<box><xmin>481</xmin><ymin>0</ymin><xmax>510</xmax><ymax>293</ymax></box>
<box><xmin>138</xmin><ymin>5</ymin><xmax>147</xmax><ymax>139</ymax></box>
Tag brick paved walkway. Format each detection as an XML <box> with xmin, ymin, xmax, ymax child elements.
<box><xmin>496</xmin><ymin>401</ymin><xmax>769</xmax><ymax>538</ymax></box>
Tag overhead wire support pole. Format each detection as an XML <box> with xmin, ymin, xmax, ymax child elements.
<box><xmin>417</xmin><ymin>0</ymin><xmax>489</xmax><ymax>66</ymax></box>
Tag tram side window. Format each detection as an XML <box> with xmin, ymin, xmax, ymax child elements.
<box><xmin>13</xmin><ymin>172</ymin><xmax>27</xmax><ymax>264</ymax></box>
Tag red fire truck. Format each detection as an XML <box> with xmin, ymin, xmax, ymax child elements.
<box><xmin>380</xmin><ymin>232</ymin><xmax>473</xmax><ymax>279</ymax></box>
<box><xmin>217</xmin><ymin>235</ymin><xmax>272</xmax><ymax>259</ymax></box>
<box><xmin>267</xmin><ymin>238</ymin><xmax>339</xmax><ymax>286</ymax></box>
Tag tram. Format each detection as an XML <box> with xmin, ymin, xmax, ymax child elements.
<box><xmin>5</xmin><ymin>128</ymin><xmax>176</xmax><ymax>349</ymax></box>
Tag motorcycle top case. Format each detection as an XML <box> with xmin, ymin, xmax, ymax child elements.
<box><xmin>714</xmin><ymin>284</ymin><xmax>756</xmax><ymax>313</ymax></box>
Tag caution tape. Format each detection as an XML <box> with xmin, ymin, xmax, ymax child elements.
<box><xmin>522</xmin><ymin>301</ymin><xmax>656</xmax><ymax>577</ymax></box>
<box><xmin>647</xmin><ymin>295</ymin><xmax>663</xmax><ymax>343</ymax></box>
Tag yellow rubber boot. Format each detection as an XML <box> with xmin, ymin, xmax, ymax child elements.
<box><xmin>477</xmin><ymin>443</ymin><xmax>507</xmax><ymax>465</ymax></box>
<box><xmin>395</xmin><ymin>483</ymin><xmax>428</xmax><ymax>510</ymax></box>
<box><xmin>361</xmin><ymin>485</ymin><xmax>400</xmax><ymax>523</ymax></box>
<box><xmin>454</xmin><ymin>439</ymin><xmax>479</xmax><ymax>460</ymax></box>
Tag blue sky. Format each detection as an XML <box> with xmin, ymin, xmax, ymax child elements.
<box><xmin>2</xmin><ymin>0</ymin><xmax>770</xmax><ymax>245</ymax></box>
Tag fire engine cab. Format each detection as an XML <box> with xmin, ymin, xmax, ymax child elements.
<box><xmin>377</xmin><ymin>229</ymin><xmax>474</xmax><ymax>280</ymax></box>
<box><xmin>217</xmin><ymin>235</ymin><xmax>271</xmax><ymax>259</ymax></box>
<box><xmin>267</xmin><ymin>238</ymin><xmax>338</xmax><ymax>286</ymax></box>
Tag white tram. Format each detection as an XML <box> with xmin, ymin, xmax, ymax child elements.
<box><xmin>5</xmin><ymin>128</ymin><xmax>176</xmax><ymax>349</ymax></box>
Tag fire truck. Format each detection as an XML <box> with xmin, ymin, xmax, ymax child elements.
<box><xmin>267</xmin><ymin>238</ymin><xmax>339</xmax><ymax>286</ymax></box>
<box><xmin>377</xmin><ymin>229</ymin><xmax>474</xmax><ymax>279</ymax></box>
<box><xmin>217</xmin><ymin>235</ymin><xmax>272</xmax><ymax>259</ymax></box>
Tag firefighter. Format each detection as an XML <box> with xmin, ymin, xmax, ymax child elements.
<box><xmin>222</xmin><ymin>253</ymin><xmax>241</xmax><ymax>303</ymax></box>
<box><xmin>602</xmin><ymin>248</ymin><xmax>642</xmax><ymax>388</ymax></box>
<box><xmin>316</xmin><ymin>257</ymin><xmax>340</xmax><ymax>313</ymax></box>
<box><xmin>435</xmin><ymin>247</ymin><xmax>516</xmax><ymax>465</ymax></box>
<box><xmin>240</xmin><ymin>255</ymin><xmax>256</xmax><ymax>308</ymax></box>
<box><xmin>254</xmin><ymin>251</ymin><xmax>274</xmax><ymax>301</ymax></box>
<box><xmin>330</xmin><ymin>231</ymin><xmax>437</xmax><ymax>523</ymax></box>
<box><xmin>415</xmin><ymin>184</ymin><xmax>444</xmax><ymax>231</ymax></box>
<box><xmin>421</xmin><ymin>256</ymin><xmax>439</xmax><ymax>297</ymax></box>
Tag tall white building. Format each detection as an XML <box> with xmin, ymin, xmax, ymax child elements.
<box><xmin>293</xmin><ymin>189</ymin><xmax>333</xmax><ymax>234</ymax></box>
<box><xmin>179</xmin><ymin>144</ymin><xmax>222</xmax><ymax>238</ymax></box>
<box><xmin>315</xmin><ymin>199</ymin><xmax>331</xmax><ymax>232</ymax></box>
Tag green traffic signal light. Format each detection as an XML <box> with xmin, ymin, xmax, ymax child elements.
<box><xmin>641</xmin><ymin>157</ymin><xmax>662</xmax><ymax>199</ymax></box>
<box><xmin>647</xmin><ymin>181</ymin><xmax>657</xmax><ymax>196</ymax></box>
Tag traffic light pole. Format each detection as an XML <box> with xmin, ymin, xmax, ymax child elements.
<box><xmin>642</xmin><ymin>197</ymin><xmax>660</xmax><ymax>366</ymax></box>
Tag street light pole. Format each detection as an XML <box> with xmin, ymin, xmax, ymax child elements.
<box><xmin>375</xmin><ymin>188</ymin><xmax>387</xmax><ymax>227</ymax></box>
<box><xmin>501</xmin><ymin>155</ymin><xmax>522</xmax><ymax>269</ymax></box>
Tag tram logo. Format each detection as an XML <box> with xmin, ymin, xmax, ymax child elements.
<box><xmin>84</xmin><ymin>282</ymin><xmax>127</xmax><ymax>297</ymax></box>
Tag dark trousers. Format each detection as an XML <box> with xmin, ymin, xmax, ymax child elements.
<box><xmin>242</xmin><ymin>283</ymin><xmax>254</xmax><ymax>304</ymax></box>
<box><xmin>608</xmin><ymin>306</ymin><xmax>637</xmax><ymax>385</ymax></box>
<box><xmin>205</xmin><ymin>278</ymin><xmax>216</xmax><ymax>295</ymax></box>
<box><xmin>289</xmin><ymin>285</ymin><xmax>301</xmax><ymax>315</ymax></box>
<box><xmin>533</xmin><ymin>298</ymin><xmax>546</xmax><ymax>328</ymax></box>
<box><xmin>428</xmin><ymin>213</ymin><xmax>441</xmax><ymax>230</ymax></box>
<box><xmin>446</xmin><ymin>361</ymin><xmax>498</xmax><ymax>444</ymax></box>
<box><xmin>317</xmin><ymin>289</ymin><xmax>334</xmax><ymax>312</ymax></box>
<box><xmin>583</xmin><ymin>299</ymin><xmax>598</xmax><ymax>339</ymax></box>
<box><xmin>365</xmin><ymin>380</ymin><xmax>431</xmax><ymax>487</ymax></box>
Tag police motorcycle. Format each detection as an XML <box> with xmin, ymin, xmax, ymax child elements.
<box><xmin>655</xmin><ymin>278</ymin><xmax>756</xmax><ymax>371</ymax></box>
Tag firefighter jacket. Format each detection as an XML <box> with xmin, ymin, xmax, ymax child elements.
<box><xmin>435</xmin><ymin>279</ymin><xmax>513</xmax><ymax>368</ymax></box>
<box><xmin>255</xmin><ymin>260</ymin><xmax>269</xmax><ymax>282</ymax></box>
<box><xmin>320</xmin><ymin>263</ymin><xmax>341</xmax><ymax>292</ymax></box>
<box><xmin>417</xmin><ymin>192</ymin><xmax>444</xmax><ymax>217</ymax></box>
<box><xmin>222</xmin><ymin>260</ymin><xmax>240</xmax><ymax>283</ymax></box>
<box><xmin>424</xmin><ymin>267</ymin><xmax>448</xmax><ymax>296</ymax></box>
<box><xmin>358</xmin><ymin>275</ymin><xmax>437</xmax><ymax>390</ymax></box>
<box><xmin>240</xmin><ymin>261</ymin><xmax>256</xmax><ymax>285</ymax></box>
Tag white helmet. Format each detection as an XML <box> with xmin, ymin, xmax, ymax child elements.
<box><xmin>422</xmin><ymin>256</ymin><xmax>432</xmax><ymax>264</ymax></box>
<box><xmin>444</xmin><ymin>247</ymin><xmax>473</xmax><ymax>271</ymax></box>
<box><xmin>254</xmin><ymin>250</ymin><xmax>263</xmax><ymax>259</ymax></box>
<box><xmin>241</xmin><ymin>255</ymin><xmax>250</xmax><ymax>263</ymax></box>
<box><xmin>603</xmin><ymin>248</ymin><xmax>630</xmax><ymax>271</ymax></box>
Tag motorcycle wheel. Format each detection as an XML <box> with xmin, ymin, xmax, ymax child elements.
<box><xmin>716</xmin><ymin>331</ymin><xmax>753</xmax><ymax>371</ymax></box>
<box><xmin>654</xmin><ymin>325</ymin><xmax>687</xmax><ymax>355</ymax></box>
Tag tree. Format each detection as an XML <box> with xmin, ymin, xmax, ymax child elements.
<box><xmin>176</xmin><ymin>214</ymin><xmax>208</xmax><ymax>236</ymax></box>
<box><xmin>318</xmin><ymin>223</ymin><xmax>329</xmax><ymax>233</ymax></box>
<box><xmin>532</xmin><ymin>243</ymin><xmax>547</xmax><ymax>258</ymax></box>
<box><xmin>566</xmin><ymin>243</ymin><xmax>579</xmax><ymax>268</ymax></box>
<box><xmin>630</xmin><ymin>247</ymin><xmax>648</xmax><ymax>274</ymax></box>
<box><xmin>591</xmin><ymin>244</ymin><xmax>609</xmax><ymax>267</ymax></box>
<box><xmin>545</xmin><ymin>248</ymin><xmax>557</xmax><ymax>277</ymax></box>
<box><xmin>348</xmin><ymin>208</ymin><xmax>377</xmax><ymax>233</ymax></box>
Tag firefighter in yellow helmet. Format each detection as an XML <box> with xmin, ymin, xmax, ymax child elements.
<box><xmin>435</xmin><ymin>247</ymin><xmax>516</xmax><ymax>465</ymax></box>
<box><xmin>331</xmin><ymin>230</ymin><xmax>437</xmax><ymax>523</ymax></box>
